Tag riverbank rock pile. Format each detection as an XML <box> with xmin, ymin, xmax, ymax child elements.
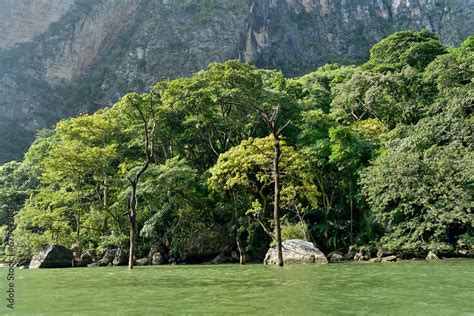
<box><xmin>264</xmin><ymin>239</ymin><xmax>328</xmax><ymax>265</ymax></box>
<box><xmin>29</xmin><ymin>244</ymin><xmax>73</xmax><ymax>268</ymax></box>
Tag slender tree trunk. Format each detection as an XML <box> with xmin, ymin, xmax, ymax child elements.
<box><xmin>232</xmin><ymin>190</ymin><xmax>246</xmax><ymax>265</ymax></box>
<box><xmin>236</xmin><ymin>235</ymin><xmax>246</xmax><ymax>265</ymax></box>
<box><xmin>102</xmin><ymin>179</ymin><xmax>109</xmax><ymax>234</ymax></box>
<box><xmin>273</xmin><ymin>134</ymin><xmax>283</xmax><ymax>267</ymax></box>
<box><xmin>128</xmin><ymin>183</ymin><xmax>137</xmax><ymax>269</ymax></box>
<box><xmin>349</xmin><ymin>181</ymin><xmax>353</xmax><ymax>245</ymax></box>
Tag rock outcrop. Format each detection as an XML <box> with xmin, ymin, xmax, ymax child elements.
<box><xmin>29</xmin><ymin>244</ymin><xmax>73</xmax><ymax>268</ymax></box>
<box><xmin>0</xmin><ymin>0</ymin><xmax>473</xmax><ymax>162</ymax></box>
<box><xmin>264</xmin><ymin>239</ymin><xmax>328</xmax><ymax>265</ymax></box>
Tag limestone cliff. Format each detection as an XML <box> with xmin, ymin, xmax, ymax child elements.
<box><xmin>0</xmin><ymin>0</ymin><xmax>472</xmax><ymax>162</ymax></box>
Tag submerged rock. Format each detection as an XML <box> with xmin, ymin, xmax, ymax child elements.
<box><xmin>264</xmin><ymin>239</ymin><xmax>328</xmax><ymax>265</ymax></box>
<box><xmin>29</xmin><ymin>244</ymin><xmax>73</xmax><ymax>268</ymax></box>
<box><xmin>426</xmin><ymin>251</ymin><xmax>439</xmax><ymax>260</ymax></box>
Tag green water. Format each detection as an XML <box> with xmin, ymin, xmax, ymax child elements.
<box><xmin>3</xmin><ymin>260</ymin><xmax>474</xmax><ymax>315</ymax></box>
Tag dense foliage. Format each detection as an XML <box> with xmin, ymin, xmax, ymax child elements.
<box><xmin>1</xmin><ymin>31</ymin><xmax>472</xmax><ymax>263</ymax></box>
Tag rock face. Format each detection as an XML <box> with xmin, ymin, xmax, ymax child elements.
<box><xmin>264</xmin><ymin>239</ymin><xmax>328</xmax><ymax>265</ymax></box>
<box><xmin>29</xmin><ymin>244</ymin><xmax>73</xmax><ymax>268</ymax></box>
<box><xmin>0</xmin><ymin>0</ymin><xmax>75</xmax><ymax>49</ymax></box>
<box><xmin>1</xmin><ymin>0</ymin><xmax>473</xmax><ymax>162</ymax></box>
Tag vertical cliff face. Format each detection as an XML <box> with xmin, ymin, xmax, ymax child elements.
<box><xmin>240</xmin><ymin>0</ymin><xmax>474</xmax><ymax>75</ymax></box>
<box><xmin>0</xmin><ymin>0</ymin><xmax>472</xmax><ymax>162</ymax></box>
<box><xmin>0</xmin><ymin>0</ymin><xmax>75</xmax><ymax>48</ymax></box>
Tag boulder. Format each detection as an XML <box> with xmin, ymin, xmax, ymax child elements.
<box><xmin>136</xmin><ymin>258</ymin><xmax>150</xmax><ymax>266</ymax></box>
<box><xmin>151</xmin><ymin>253</ymin><xmax>162</xmax><ymax>265</ymax></box>
<box><xmin>381</xmin><ymin>255</ymin><xmax>397</xmax><ymax>263</ymax></box>
<box><xmin>345</xmin><ymin>246</ymin><xmax>357</xmax><ymax>260</ymax></box>
<box><xmin>426</xmin><ymin>251</ymin><xmax>439</xmax><ymax>260</ymax></box>
<box><xmin>148</xmin><ymin>246</ymin><xmax>164</xmax><ymax>265</ymax></box>
<box><xmin>97</xmin><ymin>249</ymin><xmax>117</xmax><ymax>266</ymax></box>
<box><xmin>327</xmin><ymin>251</ymin><xmax>344</xmax><ymax>263</ymax></box>
<box><xmin>264</xmin><ymin>239</ymin><xmax>328</xmax><ymax>265</ymax></box>
<box><xmin>354</xmin><ymin>250</ymin><xmax>370</xmax><ymax>261</ymax></box>
<box><xmin>210</xmin><ymin>254</ymin><xmax>224</xmax><ymax>264</ymax></box>
<box><xmin>75</xmin><ymin>252</ymin><xmax>93</xmax><ymax>267</ymax></box>
<box><xmin>377</xmin><ymin>248</ymin><xmax>393</xmax><ymax>258</ymax></box>
<box><xmin>113</xmin><ymin>248</ymin><xmax>128</xmax><ymax>266</ymax></box>
<box><xmin>29</xmin><ymin>244</ymin><xmax>73</xmax><ymax>269</ymax></box>
<box><xmin>369</xmin><ymin>257</ymin><xmax>382</xmax><ymax>263</ymax></box>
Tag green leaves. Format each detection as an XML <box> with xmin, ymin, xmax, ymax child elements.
<box><xmin>368</xmin><ymin>29</ymin><xmax>446</xmax><ymax>72</ymax></box>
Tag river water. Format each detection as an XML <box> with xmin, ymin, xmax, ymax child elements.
<box><xmin>6</xmin><ymin>259</ymin><xmax>474</xmax><ymax>315</ymax></box>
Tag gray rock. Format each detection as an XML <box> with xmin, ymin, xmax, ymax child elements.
<box><xmin>377</xmin><ymin>248</ymin><xmax>393</xmax><ymax>258</ymax></box>
<box><xmin>136</xmin><ymin>258</ymin><xmax>150</xmax><ymax>266</ymax></box>
<box><xmin>381</xmin><ymin>255</ymin><xmax>397</xmax><ymax>263</ymax></box>
<box><xmin>264</xmin><ymin>239</ymin><xmax>328</xmax><ymax>265</ymax></box>
<box><xmin>354</xmin><ymin>249</ymin><xmax>371</xmax><ymax>261</ymax></box>
<box><xmin>148</xmin><ymin>246</ymin><xmax>163</xmax><ymax>265</ymax></box>
<box><xmin>345</xmin><ymin>246</ymin><xmax>358</xmax><ymax>260</ymax></box>
<box><xmin>97</xmin><ymin>249</ymin><xmax>117</xmax><ymax>266</ymax></box>
<box><xmin>210</xmin><ymin>254</ymin><xmax>224</xmax><ymax>264</ymax></box>
<box><xmin>328</xmin><ymin>251</ymin><xmax>344</xmax><ymax>263</ymax></box>
<box><xmin>113</xmin><ymin>248</ymin><xmax>128</xmax><ymax>266</ymax></box>
<box><xmin>369</xmin><ymin>257</ymin><xmax>382</xmax><ymax>263</ymax></box>
<box><xmin>151</xmin><ymin>253</ymin><xmax>162</xmax><ymax>265</ymax></box>
<box><xmin>29</xmin><ymin>244</ymin><xmax>73</xmax><ymax>269</ymax></box>
<box><xmin>426</xmin><ymin>251</ymin><xmax>439</xmax><ymax>260</ymax></box>
<box><xmin>75</xmin><ymin>252</ymin><xmax>93</xmax><ymax>267</ymax></box>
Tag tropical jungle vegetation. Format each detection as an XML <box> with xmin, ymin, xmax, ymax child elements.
<box><xmin>0</xmin><ymin>30</ymin><xmax>472</xmax><ymax>266</ymax></box>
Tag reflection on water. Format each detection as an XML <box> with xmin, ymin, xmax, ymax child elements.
<box><xmin>7</xmin><ymin>260</ymin><xmax>474</xmax><ymax>315</ymax></box>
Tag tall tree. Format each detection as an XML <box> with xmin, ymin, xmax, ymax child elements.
<box><xmin>122</xmin><ymin>93</ymin><xmax>158</xmax><ymax>269</ymax></box>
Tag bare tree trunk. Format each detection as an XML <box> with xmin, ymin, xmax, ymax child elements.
<box><xmin>273</xmin><ymin>134</ymin><xmax>283</xmax><ymax>267</ymax></box>
<box><xmin>126</xmin><ymin>94</ymin><xmax>157</xmax><ymax>270</ymax></box>
<box><xmin>236</xmin><ymin>235</ymin><xmax>246</xmax><ymax>265</ymax></box>
<box><xmin>349</xmin><ymin>181</ymin><xmax>353</xmax><ymax>245</ymax></box>
<box><xmin>232</xmin><ymin>190</ymin><xmax>246</xmax><ymax>265</ymax></box>
<box><xmin>102</xmin><ymin>178</ymin><xmax>109</xmax><ymax>234</ymax></box>
<box><xmin>128</xmin><ymin>183</ymin><xmax>138</xmax><ymax>269</ymax></box>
